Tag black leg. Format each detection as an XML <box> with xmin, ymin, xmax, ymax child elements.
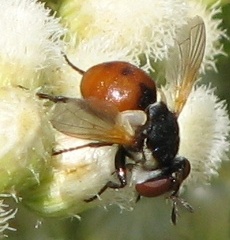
<box><xmin>167</xmin><ymin>157</ymin><xmax>193</xmax><ymax>224</ymax></box>
<box><xmin>53</xmin><ymin>142</ymin><xmax>111</xmax><ymax>155</ymax></box>
<box><xmin>114</xmin><ymin>146</ymin><xmax>127</xmax><ymax>187</ymax></box>
<box><xmin>169</xmin><ymin>194</ymin><xmax>194</xmax><ymax>225</ymax></box>
<box><xmin>135</xmin><ymin>194</ymin><xmax>141</xmax><ymax>203</ymax></box>
<box><xmin>84</xmin><ymin>146</ymin><xmax>127</xmax><ymax>202</ymax></box>
<box><xmin>63</xmin><ymin>54</ymin><xmax>85</xmax><ymax>75</ymax></box>
<box><xmin>36</xmin><ymin>92</ymin><xmax>71</xmax><ymax>103</ymax></box>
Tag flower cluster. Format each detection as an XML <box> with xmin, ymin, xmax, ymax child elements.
<box><xmin>0</xmin><ymin>0</ymin><xmax>228</xmax><ymax>235</ymax></box>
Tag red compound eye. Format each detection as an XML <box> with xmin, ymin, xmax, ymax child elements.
<box><xmin>80</xmin><ymin>61</ymin><xmax>156</xmax><ymax>111</ymax></box>
<box><xmin>135</xmin><ymin>177</ymin><xmax>173</xmax><ymax>198</ymax></box>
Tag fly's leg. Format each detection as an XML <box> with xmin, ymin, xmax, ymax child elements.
<box><xmin>63</xmin><ymin>54</ymin><xmax>85</xmax><ymax>75</ymax></box>
<box><xmin>36</xmin><ymin>92</ymin><xmax>70</xmax><ymax>103</ymax></box>
<box><xmin>53</xmin><ymin>142</ymin><xmax>111</xmax><ymax>155</ymax></box>
<box><xmin>84</xmin><ymin>146</ymin><xmax>127</xmax><ymax>202</ymax></box>
<box><xmin>167</xmin><ymin>157</ymin><xmax>193</xmax><ymax>225</ymax></box>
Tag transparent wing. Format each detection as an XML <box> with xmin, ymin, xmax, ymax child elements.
<box><xmin>49</xmin><ymin>97</ymin><xmax>134</xmax><ymax>145</ymax></box>
<box><xmin>165</xmin><ymin>16</ymin><xmax>206</xmax><ymax>115</ymax></box>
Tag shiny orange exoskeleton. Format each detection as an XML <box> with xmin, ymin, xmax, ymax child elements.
<box><xmin>81</xmin><ymin>61</ymin><xmax>156</xmax><ymax>111</ymax></box>
<box><xmin>38</xmin><ymin>16</ymin><xmax>206</xmax><ymax>224</ymax></box>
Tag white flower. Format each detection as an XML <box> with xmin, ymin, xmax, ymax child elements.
<box><xmin>40</xmin><ymin>0</ymin><xmax>229</xmax><ymax>215</ymax></box>
<box><xmin>0</xmin><ymin>87</ymin><xmax>54</xmax><ymax>192</ymax></box>
<box><xmin>0</xmin><ymin>0</ymin><xmax>67</xmax><ymax>234</ymax></box>
<box><xmin>23</xmin><ymin>134</ymin><xmax>119</xmax><ymax>216</ymax></box>
<box><xmin>60</xmin><ymin>0</ymin><xmax>188</xmax><ymax>63</ymax></box>
<box><xmin>0</xmin><ymin>0</ymin><xmax>228</xmax><ymax>229</ymax></box>
<box><xmin>59</xmin><ymin>0</ymin><xmax>226</xmax><ymax>72</ymax></box>
<box><xmin>178</xmin><ymin>85</ymin><xmax>230</xmax><ymax>184</ymax></box>
<box><xmin>0</xmin><ymin>0</ymin><xmax>66</xmax><ymax>89</ymax></box>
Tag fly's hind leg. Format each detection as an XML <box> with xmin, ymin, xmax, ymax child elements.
<box><xmin>84</xmin><ymin>146</ymin><xmax>127</xmax><ymax>202</ymax></box>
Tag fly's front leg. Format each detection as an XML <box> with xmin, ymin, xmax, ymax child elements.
<box><xmin>84</xmin><ymin>146</ymin><xmax>127</xmax><ymax>202</ymax></box>
<box><xmin>36</xmin><ymin>92</ymin><xmax>70</xmax><ymax>103</ymax></box>
<box><xmin>168</xmin><ymin>156</ymin><xmax>193</xmax><ymax>224</ymax></box>
<box><xmin>114</xmin><ymin>146</ymin><xmax>127</xmax><ymax>187</ymax></box>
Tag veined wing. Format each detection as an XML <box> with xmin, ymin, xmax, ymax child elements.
<box><xmin>165</xmin><ymin>16</ymin><xmax>206</xmax><ymax>115</ymax></box>
<box><xmin>49</xmin><ymin>97</ymin><xmax>135</xmax><ymax>145</ymax></box>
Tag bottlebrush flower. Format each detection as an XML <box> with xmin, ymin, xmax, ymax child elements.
<box><xmin>0</xmin><ymin>0</ymin><xmax>229</xmax><ymax>236</ymax></box>
<box><xmin>59</xmin><ymin>0</ymin><xmax>226</xmax><ymax>72</ymax></box>
<box><xmin>0</xmin><ymin>0</ymin><xmax>65</xmax><ymax>235</ymax></box>
<box><xmin>52</xmin><ymin>0</ymin><xmax>229</xmax><ymax>212</ymax></box>
<box><xmin>0</xmin><ymin>0</ymin><xmax>66</xmax><ymax>89</ymax></box>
